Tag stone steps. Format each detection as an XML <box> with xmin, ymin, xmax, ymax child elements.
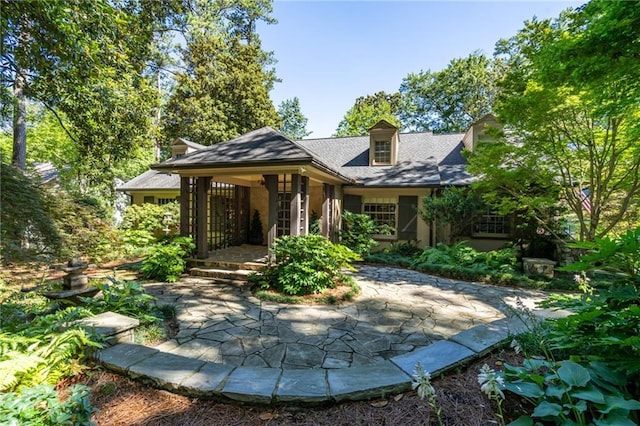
<box><xmin>94</xmin><ymin>315</ymin><xmax>530</xmax><ymax>405</ymax></box>
<box><xmin>188</xmin><ymin>259</ymin><xmax>265</xmax><ymax>271</ymax></box>
<box><xmin>189</xmin><ymin>267</ymin><xmax>255</xmax><ymax>282</ymax></box>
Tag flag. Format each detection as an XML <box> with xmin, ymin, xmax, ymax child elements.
<box><xmin>574</xmin><ymin>187</ymin><xmax>591</xmax><ymax>214</ymax></box>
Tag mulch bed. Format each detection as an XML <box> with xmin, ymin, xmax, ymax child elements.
<box><xmin>58</xmin><ymin>350</ymin><xmax>531</xmax><ymax>426</ymax></box>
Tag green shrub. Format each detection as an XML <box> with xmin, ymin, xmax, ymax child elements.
<box><xmin>121</xmin><ymin>229</ymin><xmax>156</xmax><ymax>257</ymax></box>
<box><xmin>0</xmin><ymin>328</ymin><xmax>100</xmax><ymax>392</ymax></box>
<box><xmin>340</xmin><ymin>210</ymin><xmax>388</xmax><ymax>256</ymax></box>
<box><xmin>0</xmin><ymin>163</ymin><xmax>61</xmax><ymax>263</ymax></box>
<box><xmin>257</xmin><ymin>234</ymin><xmax>361</xmax><ymax>296</ymax></box>
<box><xmin>82</xmin><ymin>278</ymin><xmax>157</xmax><ymax>324</ymax></box>
<box><xmin>413</xmin><ymin>242</ymin><xmax>517</xmax><ymax>274</ymax></box>
<box><xmin>0</xmin><ymin>384</ymin><xmax>96</xmax><ymax>426</ymax></box>
<box><xmin>559</xmin><ymin>227</ymin><xmax>640</xmax><ymax>286</ymax></box>
<box><xmin>544</xmin><ymin>285</ymin><xmax>640</xmax><ymax>381</ymax></box>
<box><xmin>140</xmin><ymin>236</ymin><xmax>195</xmax><ymax>282</ymax></box>
<box><xmin>120</xmin><ymin>202</ymin><xmax>180</xmax><ymax>239</ymax></box>
<box><xmin>502</xmin><ymin>359</ymin><xmax>640</xmax><ymax>425</ymax></box>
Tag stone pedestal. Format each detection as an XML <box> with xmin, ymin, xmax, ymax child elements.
<box><xmin>522</xmin><ymin>257</ymin><xmax>556</xmax><ymax>278</ymax></box>
<box><xmin>62</xmin><ymin>259</ymin><xmax>88</xmax><ymax>290</ymax></box>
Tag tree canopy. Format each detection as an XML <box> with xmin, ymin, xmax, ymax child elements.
<box><xmin>470</xmin><ymin>2</ymin><xmax>640</xmax><ymax>242</ymax></box>
<box><xmin>399</xmin><ymin>52</ymin><xmax>502</xmax><ymax>133</ymax></box>
<box><xmin>277</xmin><ymin>97</ymin><xmax>311</xmax><ymax>140</ymax></box>
<box><xmin>1</xmin><ymin>0</ymin><xmax>172</xmax><ymax>169</ymax></box>
<box><xmin>160</xmin><ymin>0</ymin><xmax>279</xmax><ymax>149</ymax></box>
<box><xmin>334</xmin><ymin>91</ymin><xmax>402</xmax><ymax>137</ymax></box>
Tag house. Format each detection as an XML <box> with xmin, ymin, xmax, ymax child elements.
<box><xmin>117</xmin><ymin>138</ymin><xmax>206</xmax><ymax>205</ymax></box>
<box><xmin>119</xmin><ymin>115</ymin><xmax>507</xmax><ymax>258</ymax></box>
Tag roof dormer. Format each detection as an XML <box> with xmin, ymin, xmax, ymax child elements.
<box><xmin>369</xmin><ymin>120</ymin><xmax>399</xmax><ymax>166</ymax></box>
<box><xmin>462</xmin><ymin>114</ymin><xmax>500</xmax><ymax>152</ymax></box>
<box><xmin>171</xmin><ymin>138</ymin><xmax>206</xmax><ymax>159</ymax></box>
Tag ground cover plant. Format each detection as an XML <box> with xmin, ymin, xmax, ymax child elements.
<box><xmin>366</xmin><ymin>240</ymin><xmax>617</xmax><ymax>291</ymax></box>
<box><xmin>0</xmin><ymin>267</ymin><xmax>169</xmax><ymax>426</ymax></box>
<box><xmin>503</xmin><ymin>228</ymin><xmax>640</xmax><ymax>425</ymax></box>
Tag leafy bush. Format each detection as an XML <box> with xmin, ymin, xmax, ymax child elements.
<box><xmin>559</xmin><ymin>227</ymin><xmax>640</xmax><ymax>285</ymax></box>
<box><xmin>340</xmin><ymin>210</ymin><xmax>387</xmax><ymax>256</ymax></box>
<box><xmin>0</xmin><ymin>384</ymin><xmax>96</xmax><ymax>426</ymax></box>
<box><xmin>502</xmin><ymin>359</ymin><xmax>640</xmax><ymax>425</ymax></box>
<box><xmin>0</xmin><ymin>163</ymin><xmax>61</xmax><ymax>263</ymax></box>
<box><xmin>0</xmin><ymin>328</ymin><xmax>99</xmax><ymax>392</ymax></box>
<box><xmin>544</xmin><ymin>286</ymin><xmax>640</xmax><ymax>381</ymax></box>
<box><xmin>413</xmin><ymin>242</ymin><xmax>517</xmax><ymax>274</ymax></box>
<box><xmin>140</xmin><ymin>236</ymin><xmax>195</xmax><ymax>282</ymax></box>
<box><xmin>256</xmin><ymin>234</ymin><xmax>361</xmax><ymax>296</ymax></box>
<box><xmin>419</xmin><ymin>186</ymin><xmax>483</xmax><ymax>243</ymax></box>
<box><xmin>120</xmin><ymin>202</ymin><xmax>180</xmax><ymax>239</ymax></box>
<box><xmin>82</xmin><ymin>278</ymin><xmax>158</xmax><ymax>324</ymax></box>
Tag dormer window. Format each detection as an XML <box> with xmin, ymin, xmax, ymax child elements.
<box><xmin>374</xmin><ymin>140</ymin><xmax>391</xmax><ymax>164</ymax></box>
<box><xmin>369</xmin><ymin>120</ymin><xmax>399</xmax><ymax>166</ymax></box>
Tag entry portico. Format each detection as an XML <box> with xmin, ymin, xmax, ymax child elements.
<box><xmin>153</xmin><ymin>127</ymin><xmax>353</xmax><ymax>258</ymax></box>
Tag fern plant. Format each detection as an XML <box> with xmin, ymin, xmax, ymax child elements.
<box><xmin>0</xmin><ymin>328</ymin><xmax>100</xmax><ymax>392</ymax></box>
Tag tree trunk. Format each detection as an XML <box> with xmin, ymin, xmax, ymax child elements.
<box><xmin>12</xmin><ymin>69</ymin><xmax>27</xmax><ymax>169</ymax></box>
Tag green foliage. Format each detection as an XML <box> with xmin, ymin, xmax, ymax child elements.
<box><xmin>0</xmin><ymin>162</ymin><xmax>60</xmax><ymax>263</ymax></box>
<box><xmin>414</xmin><ymin>242</ymin><xmax>517</xmax><ymax>274</ymax></box>
<box><xmin>399</xmin><ymin>52</ymin><xmax>501</xmax><ymax>132</ymax></box>
<box><xmin>544</xmin><ymin>286</ymin><xmax>640</xmax><ymax>380</ymax></box>
<box><xmin>162</xmin><ymin>33</ymin><xmax>280</xmax><ymax>147</ymax></box>
<box><xmin>0</xmin><ymin>384</ymin><xmax>96</xmax><ymax>426</ymax></box>
<box><xmin>48</xmin><ymin>191</ymin><xmax>122</xmax><ymax>263</ymax></box>
<box><xmin>0</xmin><ymin>328</ymin><xmax>99</xmax><ymax>393</ymax></box>
<box><xmin>309</xmin><ymin>210</ymin><xmax>320</xmax><ymax>235</ymax></box>
<box><xmin>559</xmin><ymin>227</ymin><xmax>640</xmax><ymax>285</ymax></box>
<box><xmin>82</xmin><ymin>278</ymin><xmax>158</xmax><ymax>325</ymax></box>
<box><xmin>493</xmin><ymin>7</ymin><xmax>640</xmax><ymax>241</ymax></box>
<box><xmin>420</xmin><ymin>187</ymin><xmax>483</xmax><ymax>242</ymax></box>
<box><xmin>140</xmin><ymin>236</ymin><xmax>195</xmax><ymax>282</ymax></box>
<box><xmin>257</xmin><ymin>235</ymin><xmax>361</xmax><ymax>296</ymax></box>
<box><xmin>334</xmin><ymin>91</ymin><xmax>402</xmax><ymax>136</ymax></box>
<box><xmin>503</xmin><ymin>359</ymin><xmax>640</xmax><ymax>425</ymax></box>
<box><xmin>277</xmin><ymin>97</ymin><xmax>311</xmax><ymax>139</ymax></box>
<box><xmin>2</xmin><ymin>0</ymin><xmax>171</xmax><ymax>170</ymax></box>
<box><xmin>340</xmin><ymin>210</ymin><xmax>386</xmax><ymax>256</ymax></box>
<box><xmin>120</xmin><ymin>202</ymin><xmax>180</xmax><ymax>239</ymax></box>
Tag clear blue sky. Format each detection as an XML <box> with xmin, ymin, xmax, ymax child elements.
<box><xmin>257</xmin><ymin>1</ymin><xmax>584</xmax><ymax>138</ymax></box>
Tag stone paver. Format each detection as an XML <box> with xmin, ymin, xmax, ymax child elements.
<box><xmin>97</xmin><ymin>265</ymin><xmax>556</xmax><ymax>404</ymax></box>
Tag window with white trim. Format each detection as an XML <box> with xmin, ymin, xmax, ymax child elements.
<box><xmin>473</xmin><ymin>212</ymin><xmax>510</xmax><ymax>237</ymax></box>
<box><xmin>363</xmin><ymin>197</ymin><xmax>396</xmax><ymax>236</ymax></box>
<box><xmin>373</xmin><ymin>140</ymin><xmax>391</xmax><ymax>164</ymax></box>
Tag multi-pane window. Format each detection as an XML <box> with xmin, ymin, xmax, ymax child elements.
<box><xmin>363</xmin><ymin>197</ymin><xmax>396</xmax><ymax>236</ymax></box>
<box><xmin>157</xmin><ymin>197</ymin><xmax>178</xmax><ymax>205</ymax></box>
<box><xmin>374</xmin><ymin>140</ymin><xmax>391</xmax><ymax>164</ymax></box>
<box><xmin>143</xmin><ymin>196</ymin><xmax>155</xmax><ymax>204</ymax></box>
<box><xmin>473</xmin><ymin>212</ymin><xmax>510</xmax><ymax>236</ymax></box>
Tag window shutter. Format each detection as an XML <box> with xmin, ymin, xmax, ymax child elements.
<box><xmin>343</xmin><ymin>195</ymin><xmax>362</xmax><ymax>214</ymax></box>
<box><xmin>398</xmin><ymin>196</ymin><xmax>418</xmax><ymax>240</ymax></box>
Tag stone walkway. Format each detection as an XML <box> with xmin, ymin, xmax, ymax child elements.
<box><xmin>96</xmin><ymin>265</ymin><xmax>559</xmax><ymax>404</ymax></box>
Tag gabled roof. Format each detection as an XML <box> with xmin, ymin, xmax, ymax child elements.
<box><xmin>153</xmin><ymin>127</ymin><xmax>354</xmax><ymax>181</ymax></box>
<box><xmin>117</xmin><ymin>169</ymin><xmax>180</xmax><ymax>191</ymax></box>
<box><xmin>173</xmin><ymin>137</ymin><xmax>206</xmax><ymax>151</ymax></box>
<box><xmin>144</xmin><ymin>126</ymin><xmax>473</xmax><ymax>188</ymax></box>
<box><xmin>299</xmin><ymin>132</ymin><xmax>474</xmax><ymax>187</ymax></box>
